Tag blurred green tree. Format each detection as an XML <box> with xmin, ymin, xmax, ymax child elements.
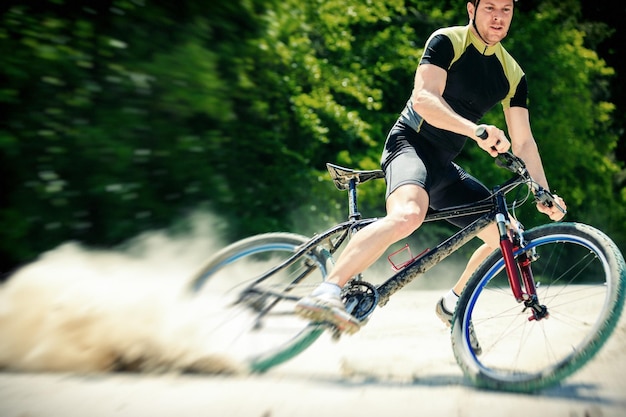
<box><xmin>0</xmin><ymin>0</ymin><xmax>622</xmax><ymax>274</ymax></box>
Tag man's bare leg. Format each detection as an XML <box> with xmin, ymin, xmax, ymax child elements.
<box><xmin>440</xmin><ymin>224</ymin><xmax>500</xmax><ymax>314</ymax></box>
<box><xmin>435</xmin><ymin>225</ymin><xmax>500</xmax><ymax>354</ymax></box>
<box><xmin>295</xmin><ymin>184</ymin><xmax>429</xmax><ymax>331</ymax></box>
<box><xmin>326</xmin><ymin>184</ymin><xmax>430</xmax><ymax>287</ymax></box>
<box><xmin>452</xmin><ymin>242</ymin><xmax>495</xmax><ymax>295</ymax></box>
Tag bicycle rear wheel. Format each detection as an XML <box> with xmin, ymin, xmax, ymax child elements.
<box><xmin>452</xmin><ymin>222</ymin><xmax>626</xmax><ymax>392</ymax></box>
<box><xmin>187</xmin><ymin>232</ymin><xmax>332</xmax><ymax>373</ymax></box>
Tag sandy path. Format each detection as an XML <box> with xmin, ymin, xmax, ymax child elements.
<box><xmin>1</xmin><ymin>289</ymin><xmax>625</xmax><ymax>417</ymax></box>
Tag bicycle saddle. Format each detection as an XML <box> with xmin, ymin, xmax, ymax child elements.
<box><xmin>326</xmin><ymin>163</ymin><xmax>385</xmax><ymax>191</ymax></box>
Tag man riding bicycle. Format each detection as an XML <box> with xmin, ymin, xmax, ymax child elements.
<box><xmin>295</xmin><ymin>0</ymin><xmax>567</xmax><ymax>344</ymax></box>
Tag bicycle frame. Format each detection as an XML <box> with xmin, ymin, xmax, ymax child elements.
<box><xmin>243</xmin><ymin>165</ymin><xmax>544</xmax><ymax>317</ymax></box>
<box><xmin>356</xmin><ymin>178</ymin><xmax>533</xmax><ymax>308</ymax></box>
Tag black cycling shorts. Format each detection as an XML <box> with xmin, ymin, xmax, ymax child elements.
<box><xmin>381</xmin><ymin>121</ymin><xmax>491</xmax><ymax>228</ymax></box>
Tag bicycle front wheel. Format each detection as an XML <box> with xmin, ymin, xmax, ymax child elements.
<box><xmin>187</xmin><ymin>232</ymin><xmax>332</xmax><ymax>373</ymax></box>
<box><xmin>453</xmin><ymin>222</ymin><xmax>626</xmax><ymax>392</ymax></box>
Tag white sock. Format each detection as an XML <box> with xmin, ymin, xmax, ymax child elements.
<box><xmin>312</xmin><ymin>281</ymin><xmax>342</xmax><ymax>297</ymax></box>
<box><xmin>443</xmin><ymin>289</ymin><xmax>459</xmax><ymax>312</ymax></box>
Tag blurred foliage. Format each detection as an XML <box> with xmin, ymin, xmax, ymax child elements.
<box><xmin>0</xmin><ymin>0</ymin><xmax>623</xmax><ymax>273</ymax></box>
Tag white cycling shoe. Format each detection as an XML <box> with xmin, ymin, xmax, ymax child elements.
<box><xmin>295</xmin><ymin>292</ymin><xmax>361</xmax><ymax>335</ymax></box>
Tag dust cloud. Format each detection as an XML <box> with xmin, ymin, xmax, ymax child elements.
<box><xmin>0</xmin><ymin>211</ymin><xmax>468</xmax><ymax>376</ymax></box>
<box><xmin>0</xmin><ymin>212</ymin><xmax>244</xmax><ymax>375</ymax></box>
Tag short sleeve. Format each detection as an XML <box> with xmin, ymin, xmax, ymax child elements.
<box><xmin>506</xmin><ymin>75</ymin><xmax>529</xmax><ymax>109</ymax></box>
<box><xmin>419</xmin><ymin>33</ymin><xmax>455</xmax><ymax>70</ymax></box>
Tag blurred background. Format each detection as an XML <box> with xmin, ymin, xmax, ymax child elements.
<box><xmin>1</xmin><ymin>0</ymin><xmax>624</xmax><ymax>277</ymax></box>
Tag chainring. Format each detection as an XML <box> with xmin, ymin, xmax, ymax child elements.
<box><xmin>341</xmin><ymin>280</ymin><xmax>379</xmax><ymax>321</ymax></box>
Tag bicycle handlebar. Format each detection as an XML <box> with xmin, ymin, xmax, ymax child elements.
<box><xmin>476</xmin><ymin>125</ymin><xmax>566</xmax><ymax>215</ymax></box>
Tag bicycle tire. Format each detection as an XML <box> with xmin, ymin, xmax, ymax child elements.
<box><xmin>187</xmin><ymin>232</ymin><xmax>332</xmax><ymax>373</ymax></box>
<box><xmin>452</xmin><ymin>222</ymin><xmax>626</xmax><ymax>392</ymax></box>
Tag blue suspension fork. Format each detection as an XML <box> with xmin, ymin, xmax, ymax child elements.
<box><xmin>494</xmin><ymin>191</ymin><xmax>548</xmax><ymax>320</ymax></box>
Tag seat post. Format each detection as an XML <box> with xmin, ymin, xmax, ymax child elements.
<box><xmin>348</xmin><ymin>178</ymin><xmax>361</xmax><ymax>221</ymax></box>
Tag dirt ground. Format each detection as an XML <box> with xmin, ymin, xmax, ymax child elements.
<box><xmin>1</xmin><ymin>289</ymin><xmax>625</xmax><ymax>417</ymax></box>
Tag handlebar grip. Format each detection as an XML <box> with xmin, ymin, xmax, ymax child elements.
<box><xmin>475</xmin><ymin>124</ymin><xmax>489</xmax><ymax>140</ymax></box>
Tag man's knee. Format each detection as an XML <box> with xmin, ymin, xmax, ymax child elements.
<box><xmin>386</xmin><ymin>184</ymin><xmax>429</xmax><ymax>240</ymax></box>
<box><xmin>388</xmin><ymin>206</ymin><xmax>425</xmax><ymax>239</ymax></box>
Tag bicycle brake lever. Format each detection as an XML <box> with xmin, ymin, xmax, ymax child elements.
<box><xmin>495</xmin><ymin>152</ymin><xmax>527</xmax><ymax>176</ymax></box>
<box><xmin>534</xmin><ymin>187</ymin><xmax>567</xmax><ymax>214</ymax></box>
<box><xmin>475</xmin><ymin>126</ymin><xmax>527</xmax><ymax>175</ymax></box>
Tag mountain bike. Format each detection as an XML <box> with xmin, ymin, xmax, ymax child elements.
<box><xmin>187</xmin><ymin>151</ymin><xmax>626</xmax><ymax>393</ymax></box>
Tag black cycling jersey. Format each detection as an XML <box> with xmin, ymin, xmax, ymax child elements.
<box><xmin>399</xmin><ymin>24</ymin><xmax>527</xmax><ymax>155</ymax></box>
<box><xmin>380</xmin><ymin>25</ymin><xmax>528</xmax><ymax>226</ymax></box>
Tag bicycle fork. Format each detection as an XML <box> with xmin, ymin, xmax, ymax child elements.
<box><xmin>495</xmin><ymin>194</ymin><xmax>549</xmax><ymax>321</ymax></box>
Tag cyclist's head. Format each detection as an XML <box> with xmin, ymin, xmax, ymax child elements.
<box><xmin>468</xmin><ymin>0</ymin><xmax>516</xmax><ymax>46</ymax></box>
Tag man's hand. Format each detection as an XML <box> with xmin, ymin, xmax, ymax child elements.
<box><xmin>474</xmin><ymin>125</ymin><xmax>511</xmax><ymax>157</ymax></box>
<box><xmin>536</xmin><ymin>194</ymin><xmax>567</xmax><ymax>221</ymax></box>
